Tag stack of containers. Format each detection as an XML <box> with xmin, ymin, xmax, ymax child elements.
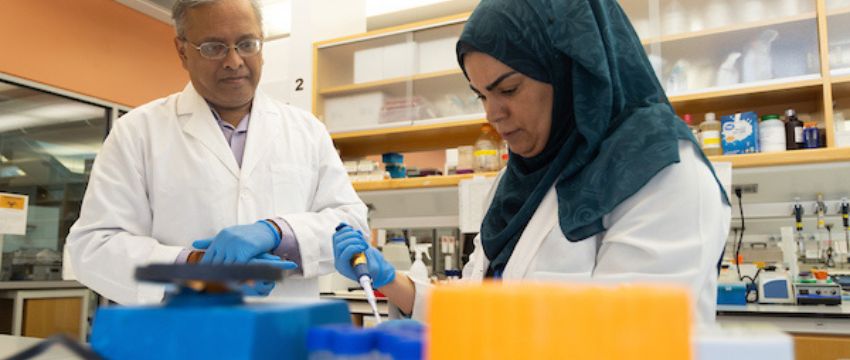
<box><xmin>307</xmin><ymin>322</ymin><xmax>425</xmax><ymax>360</ymax></box>
<box><xmin>382</xmin><ymin>153</ymin><xmax>406</xmax><ymax>179</ymax></box>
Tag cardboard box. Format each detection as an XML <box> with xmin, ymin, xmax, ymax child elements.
<box><xmin>721</xmin><ymin>112</ymin><xmax>760</xmax><ymax>154</ymax></box>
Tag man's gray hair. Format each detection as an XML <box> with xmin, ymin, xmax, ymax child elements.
<box><xmin>172</xmin><ymin>0</ymin><xmax>264</xmax><ymax>39</ymax></box>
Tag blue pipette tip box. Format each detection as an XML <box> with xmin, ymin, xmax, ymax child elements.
<box><xmin>90</xmin><ymin>299</ymin><xmax>351</xmax><ymax>360</ymax></box>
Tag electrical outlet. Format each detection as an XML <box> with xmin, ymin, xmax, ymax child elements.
<box><xmin>733</xmin><ymin>184</ymin><xmax>758</xmax><ymax>194</ymax></box>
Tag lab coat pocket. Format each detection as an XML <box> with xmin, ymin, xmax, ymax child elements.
<box><xmin>270</xmin><ymin>163</ymin><xmax>311</xmax><ymax>214</ymax></box>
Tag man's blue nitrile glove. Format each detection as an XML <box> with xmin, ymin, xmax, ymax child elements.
<box><xmin>333</xmin><ymin>223</ymin><xmax>395</xmax><ymax>288</ymax></box>
<box><xmin>241</xmin><ymin>253</ymin><xmax>298</xmax><ymax>296</ymax></box>
<box><xmin>192</xmin><ymin>221</ymin><xmax>281</xmax><ymax>264</ymax></box>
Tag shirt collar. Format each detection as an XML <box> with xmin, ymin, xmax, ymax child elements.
<box><xmin>208</xmin><ymin>103</ymin><xmax>250</xmax><ymax>132</ymax></box>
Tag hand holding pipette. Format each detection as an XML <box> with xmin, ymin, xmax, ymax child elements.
<box><xmin>333</xmin><ymin>223</ymin><xmax>396</xmax><ymax>323</ymax></box>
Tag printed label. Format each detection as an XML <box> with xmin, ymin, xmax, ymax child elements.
<box><xmin>701</xmin><ymin>130</ymin><xmax>721</xmax><ymax>149</ymax></box>
<box><xmin>794</xmin><ymin>127</ymin><xmax>803</xmax><ymax>143</ymax></box>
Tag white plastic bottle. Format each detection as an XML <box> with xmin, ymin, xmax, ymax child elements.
<box><xmin>408</xmin><ymin>244</ymin><xmax>432</xmax><ymax>283</ymax></box>
<box><xmin>382</xmin><ymin>237</ymin><xmax>412</xmax><ymax>271</ymax></box>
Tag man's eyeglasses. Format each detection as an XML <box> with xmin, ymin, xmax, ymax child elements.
<box><xmin>181</xmin><ymin>38</ymin><xmax>262</xmax><ymax>60</ymax></box>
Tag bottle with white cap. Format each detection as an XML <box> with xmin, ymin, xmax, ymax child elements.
<box><xmin>699</xmin><ymin>112</ymin><xmax>722</xmax><ymax>156</ymax></box>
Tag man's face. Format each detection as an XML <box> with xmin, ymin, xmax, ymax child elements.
<box><xmin>175</xmin><ymin>0</ymin><xmax>263</xmax><ymax>110</ymax></box>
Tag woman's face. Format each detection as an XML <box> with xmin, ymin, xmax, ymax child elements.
<box><xmin>464</xmin><ymin>52</ymin><xmax>554</xmax><ymax>158</ymax></box>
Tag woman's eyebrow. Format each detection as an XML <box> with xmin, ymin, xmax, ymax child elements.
<box><xmin>486</xmin><ymin>71</ymin><xmax>519</xmax><ymax>91</ymax></box>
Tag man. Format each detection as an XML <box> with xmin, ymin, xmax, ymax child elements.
<box><xmin>66</xmin><ymin>0</ymin><xmax>367</xmax><ymax>304</ymax></box>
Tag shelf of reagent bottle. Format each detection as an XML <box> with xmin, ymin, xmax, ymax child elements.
<box><xmin>707</xmin><ymin>148</ymin><xmax>850</xmax><ymax>169</ymax></box>
<box><xmin>670</xmin><ymin>76</ymin><xmax>824</xmax><ymax>124</ymax></box>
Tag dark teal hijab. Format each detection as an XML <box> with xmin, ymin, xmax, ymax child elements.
<box><xmin>458</xmin><ymin>0</ymin><xmax>729</xmax><ymax>276</ymax></box>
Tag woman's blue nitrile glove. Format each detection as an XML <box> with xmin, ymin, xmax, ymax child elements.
<box><xmin>333</xmin><ymin>223</ymin><xmax>395</xmax><ymax>288</ymax></box>
<box><xmin>192</xmin><ymin>221</ymin><xmax>281</xmax><ymax>264</ymax></box>
<box><xmin>241</xmin><ymin>253</ymin><xmax>298</xmax><ymax>296</ymax></box>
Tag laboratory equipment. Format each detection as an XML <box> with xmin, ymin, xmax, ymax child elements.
<box><xmin>383</xmin><ymin>152</ymin><xmax>406</xmax><ymax>179</ymax></box>
<box><xmin>842</xmin><ymin>198</ymin><xmax>850</xmax><ymax>262</ymax></box>
<box><xmin>758</xmin><ymin>114</ymin><xmax>786</xmax><ymax>153</ymax></box>
<box><xmin>382</xmin><ymin>237</ymin><xmax>412</xmax><ymax>271</ymax></box>
<box><xmin>717</xmin><ymin>283</ymin><xmax>748</xmax><ymax>305</ymax></box>
<box><xmin>428</xmin><ymin>282</ymin><xmax>692</xmax><ymax>359</ymax></box>
<box><xmin>473</xmin><ymin>124</ymin><xmax>500</xmax><ymax>172</ymax></box>
<box><xmin>794</xmin><ymin>283</ymin><xmax>842</xmax><ymax>305</ymax></box>
<box><xmin>793</xmin><ymin>198</ymin><xmax>805</xmax><ymax>258</ymax></box>
<box><xmin>785</xmin><ymin>109</ymin><xmax>804</xmax><ymax>150</ymax></box>
<box><xmin>742</xmin><ymin>29</ymin><xmax>778</xmax><ymax>82</ymax></box>
<box><xmin>409</xmin><ymin>244</ymin><xmax>432</xmax><ymax>283</ymax></box>
<box><xmin>716</xmin><ymin>52</ymin><xmax>742</xmax><ymax>86</ymax></box>
<box><xmin>757</xmin><ymin>272</ymin><xmax>795</xmax><ymax>304</ymax></box>
<box><xmin>336</xmin><ymin>224</ymin><xmax>383</xmax><ymax>325</ymax></box>
<box><xmin>700</xmin><ymin>112</ymin><xmax>722</xmax><ymax>156</ymax></box>
<box><xmin>90</xmin><ymin>264</ymin><xmax>350</xmax><ymax>360</ymax></box>
<box><xmin>308</xmin><ymin>321</ymin><xmax>425</xmax><ymax>360</ymax></box>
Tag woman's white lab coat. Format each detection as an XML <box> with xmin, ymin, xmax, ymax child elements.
<box><xmin>409</xmin><ymin>141</ymin><xmax>731</xmax><ymax>323</ymax></box>
<box><xmin>66</xmin><ymin>84</ymin><xmax>367</xmax><ymax>304</ymax></box>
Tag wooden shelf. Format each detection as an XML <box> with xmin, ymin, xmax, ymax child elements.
<box><xmin>332</xmin><ymin>117</ymin><xmax>487</xmax><ymax>157</ymax></box>
<box><xmin>641</xmin><ymin>12</ymin><xmax>817</xmax><ymax>45</ymax></box>
<box><xmin>353</xmin><ymin>172</ymin><xmax>498</xmax><ymax>192</ymax></box>
<box><xmin>319</xmin><ymin>69</ymin><xmax>463</xmax><ymax>96</ymax></box>
<box><xmin>669</xmin><ymin>77</ymin><xmax>823</xmax><ymax>114</ymax></box>
<box><xmin>708</xmin><ymin>148</ymin><xmax>850</xmax><ymax>168</ymax></box>
<box><xmin>827</xmin><ymin>5</ymin><xmax>850</xmax><ymax>16</ymax></box>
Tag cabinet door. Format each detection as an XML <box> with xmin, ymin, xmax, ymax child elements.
<box><xmin>411</xmin><ymin>22</ymin><xmax>484</xmax><ymax>126</ymax></box>
<box><xmin>317</xmin><ymin>33</ymin><xmax>416</xmax><ymax>133</ymax></box>
<box><xmin>828</xmin><ymin>0</ymin><xmax>850</xmax><ymax>147</ymax></box>
<box><xmin>646</xmin><ymin>0</ymin><xmax>819</xmax><ymax>96</ymax></box>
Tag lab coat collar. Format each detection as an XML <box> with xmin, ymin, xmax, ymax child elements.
<box><xmin>175</xmin><ymin>83</ymin><xmax>282</xmax><ymax>180</ymax></box>
<box><xmin>240</xmin><ymin>89</ymin><xmax>282</xmax><ymax>180</ymax></box>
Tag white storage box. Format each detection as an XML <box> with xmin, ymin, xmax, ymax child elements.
<box><xmin>323</xmin><ymin>92</ymin><xmax>385</xmax><ymax>132</ymax></box>
<box><xmin>418</xmin><ymin>37</ymin><xmax>458</xmax><ymax>74</ymax></box>
<box><xmin>382</xmin><ymin>42</ymin><xmax>416</xmax><ymax>79</ymax></box>
<box><xmin>353</xmin><ymin>47</ymin><xmax>383</xmax><ymax>84</ymax></box>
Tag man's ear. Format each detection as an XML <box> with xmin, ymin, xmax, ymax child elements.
<box><xmin>174</xmin><ymin>37</ymin><xmax>189</xmax><ymax>69</ymax></box>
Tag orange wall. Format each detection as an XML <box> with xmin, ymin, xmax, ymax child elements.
<box><xmin>0</xmin><ymin>0</ymin><xmax>188</xmax><ymax>107</ymax></box>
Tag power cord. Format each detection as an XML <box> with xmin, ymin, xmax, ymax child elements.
<box><xmin>734</xmin><ymin>187</ymin><xmax>745</xmax><ymax>281</ymax></box>
<box><xmin>733</xmin><ymin>187</ymin><xmax>762</xmax><ymax>303</ymax></box>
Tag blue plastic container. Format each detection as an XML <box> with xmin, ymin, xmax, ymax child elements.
<box><xmin>382</xmin><ymin>152</ymin><xmax>404</xmax><ymax>165</ymax></box>
<box><xmin>91</xmin><ymin>298</ymin><xmax>351</xmax><ymax>360</ymax></box>
<box><xmin>386</xmin><ymin>165</ymin><xmax>407</xmax><ymax>179</ymax></box>
<box><xmin>717</xmin><ymin>283</ymin><xmax>748</xmax><ymax>305</ymax></box>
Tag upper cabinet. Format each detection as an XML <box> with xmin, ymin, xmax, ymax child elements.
<box><xmin>315</xmin><ymin>1</ymin><xmax>850</xmax><ymax>170</ymax></box>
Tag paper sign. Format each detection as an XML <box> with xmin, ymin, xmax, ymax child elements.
<box><xmin>459</xmin><ymin>176</ymin><xmax>496</xmax><ymax>234</ymax></box>
<box><xmin>0</xmin><ymin>192</ymin><xmax>28</xmax><ymax>235</ymax></box>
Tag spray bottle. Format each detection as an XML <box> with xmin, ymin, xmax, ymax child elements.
<box><xmin>409</xmin><ymin>244</ymin><xmax>432</xmax><ymax>283</ymax></box>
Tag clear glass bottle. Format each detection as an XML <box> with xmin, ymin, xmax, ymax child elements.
<box><xmin>474</xmin><ymin>124</ymin><xmax>500</xmax><ymax>172</ymax></box>
<box><xmin>699</xmin><ymin>112</ymin><xmax>722</xmax><ymax>156</ymax></box>
<box><xmin>498</xmin><ymin>139</ymin><xmax>509</xmax><ymax>169</ymax></box>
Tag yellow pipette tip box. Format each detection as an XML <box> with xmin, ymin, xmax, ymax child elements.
<box><xmin>426</xmin><ymin>281</ymin><xmax>693</xmax><ymax>360</ymax></box>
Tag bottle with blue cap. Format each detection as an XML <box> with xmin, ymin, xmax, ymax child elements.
<box><xmin>330</xmin><ymin>326</ymin><xmax>376</xmax><ymax>360</ymax></box>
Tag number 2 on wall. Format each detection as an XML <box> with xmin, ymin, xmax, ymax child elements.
<box><xmin>295</xmin><ymin>78</ymin><xmax>304</xmax><ymax>92</ymax></box>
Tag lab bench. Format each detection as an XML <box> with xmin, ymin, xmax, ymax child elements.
<box><xmin>0</xmin><ymin>281</ymin><xmax>91</xmax><ymax>342</ymax></box>
<box><xmin>717</xmin><ymin>304</ymin><xmax>850</xmax><ymax>360</ymax></box>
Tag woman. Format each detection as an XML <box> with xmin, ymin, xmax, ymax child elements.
<box><xmin>333</xmin><ymin>0</ymin><xmax>730</xmax><ymax>323</ymax></box>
